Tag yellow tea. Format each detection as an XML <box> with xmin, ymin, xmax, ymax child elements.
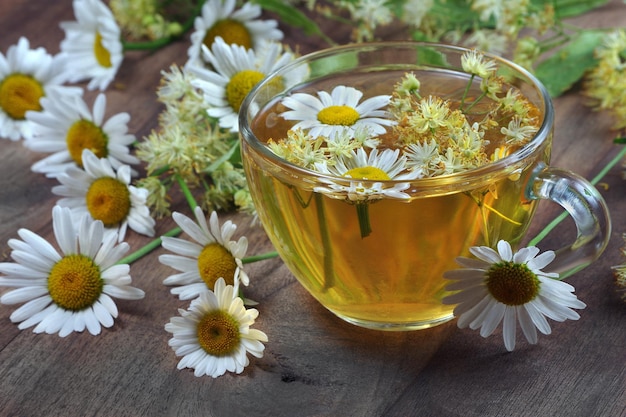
<box><xmin>243</xmin><ymin>67</ymin><xmax>548</xmax><ymax>330</ymax></box>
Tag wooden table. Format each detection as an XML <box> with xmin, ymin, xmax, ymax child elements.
<box><xmin>1</xmin><ymin>1</ymin><xmax>625</xmax><ymax>416</ymax></box>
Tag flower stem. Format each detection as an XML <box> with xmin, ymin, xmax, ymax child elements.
<box><xmin>117</xmin><ymin>227</ymin><xmax>182</xmax><ymax>265</ymax></box>
<box><xmin>315</xmin><ymin>193</ymin><xmax>335</xmax><ymax>290</ymax></box>
<box><xmin>175</xmin><ymin>173</ymin><xmax>198</xmax><ymax>211</ymax></box>
<box><xmin>528</xmin><ymin>144</ymin><xmax>626</xmax><ymax>246</ymax></box>
<box><xmin>356</xmin><ymin>202</ymin><xmax>372</xmax><ymax>238</ymax></box>
<box><xmin>242</xmin><ymin>251</ymin><xmax>279</xmax><ymax>264</ymax></box>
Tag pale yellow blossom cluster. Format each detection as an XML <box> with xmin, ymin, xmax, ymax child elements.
<box><xmin>389</xmin><ymin>53</ymin><xmax>538</xmax><ymax>177</ymax></box>
<box><xmin>268</xmin><ymin>50</ymin><xmax>539</xmax><ymax>182</ymax></box>
<box><xmin>584</xmin><ymin>29</ymin><xmax>626</xmax><ymax>130</ymax></box>
<box><xmin>110</xmin><ymin>0</ymin><xmax>185</xmax><ymax>41</ymax></box>
<box><xmin>135</xmin><ymin>65</ymin><xmax>253</xmax><ymax>217</ymax></box>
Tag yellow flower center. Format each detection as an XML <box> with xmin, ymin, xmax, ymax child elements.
<box><xmin>197</xmin><ymin>243</ymin><xmax>237</xmax><ymax>289</ymax></box>
<box><xmin>203</xmin><ymin>19</ymin><xmax>252</xmax><ymax>50</ymax></box>
<box><xmin>94</xmin><ymin>31</ymin><xmax>112</xmax><ymax>68</ymax></box>
<box><xmin>48</xmin><ymin>254</ymin><xmax>103</xmax><ymax>311</ymax></box>
<box><xmin>344</xmin><ymin>166</ymin><xmax>391</xmax><ymax>181</ymax></box>
<box><xmin>0</xmin><ymin>73</ymin><xmax>44</xmax><ymax>119</ymax></box>
<box><xmin>486</xmin><ymin>261</ymin><xmax>540</xmax><ymax>306</ymax></box>
<box><xmin>86</xmin><ymin>177</ymin><xmax>131</xmax><ymax>227</ymax></box>
<box><xmin>197</xmin><ymin>309</ymin><xmax>241</xmax><ymax>356</ymax></box>
<box><xmin>317</xmin><ymin>105</ymin><xmax>360</xmax><ymax>126</ymax></box>
<box><xmin>66</xmin><ymin>119</ymin><xmax>109</xmax><ymax>166</ymax></box>
<box><xmin>225</xmin><ymin>69</ymin><xmax>265</xmax><ymax>113</ymax></box>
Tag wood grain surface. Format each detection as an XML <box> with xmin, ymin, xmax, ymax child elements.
<box><xmin>0</xmin><ymin>1</ymin><xmax>625</xmax><ymax>416</ymax></box>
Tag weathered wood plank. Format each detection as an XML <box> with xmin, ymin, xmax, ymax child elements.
<box><xmin>0</xmin><ymin>1</ymin><xmax>624</xmax><ymax>416</ymax></box>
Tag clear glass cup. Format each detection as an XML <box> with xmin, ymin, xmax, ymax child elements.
<box><xmin>239</xmin><ymin>42</ymin><xmax>611</xmax><ymax>331</ymax></box>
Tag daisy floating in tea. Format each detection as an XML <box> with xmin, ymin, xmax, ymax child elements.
<box><xmin>266</xmin><ymin>49</ymin><xmax>541</xmax><ymax>239</ymax></box>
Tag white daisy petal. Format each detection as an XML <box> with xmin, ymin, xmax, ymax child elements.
<box><xmin>25</xmin><ymin>91</ymin><xmax>139</xmax><ymax>178</ymax></box>
<box><xmin>0</xmin><ymin>37</ymin><xmax>73</xmax><ymax>141</ymax></box>
<box><xmin>281</xmin><ymin>85</ymin><xmax>395</xmax><ymax>140</ymax></box>
<box><xmin>59</xmin><ymin>0</ymin><xmax>123</xmax><ymax>91</ymax></box>
<box><xmin>191</xmin><ymin>37</ymin><xmax>299</xmax><ymax>132</ymax></box>
<box><xmin>52</xmin><ymin>149</ymin><xmax>155</xmax><ymax>240</ymax></box>
<box><xmin>0</xmin><ymin>204</ymin><xmax>144</xmax><ymax>336</ymax></box>
<box><xmin>165</xmin><ymin>279</ymin><xmax>267</xmax><ymax>378</ymax></box>
<box><xmin>444</xmin><ymin>239</ymin><xmax>585</xmax><ymax>351</ymax></box>
<box><xmin>502</xmin><ymin>307</ymin><xmax>517</xmax><ymax>351</ymax></box>
<box><xmin>161</xmin><ymin>209</ymin><xmax>250</xmax><ymax>300</ymax></box>
<box><xmin>8</xmin><ymin>296</ymin><xmax>52</xmax><ymax>322</ymax></box>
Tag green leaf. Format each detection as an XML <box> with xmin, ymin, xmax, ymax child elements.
<box><xmin>251</xmin><ymin>0</ymin><xmax>324</xmax><ymax>37</ymax></box>
<box><xmin>534</xmin><ymin>30</ymin><xmax>605</xmax><ymax>97</ymax></box>
<box><xmin>534</xmin><ymin>0</ymin><xmax>611</xmax><ymax>19</ymax></box>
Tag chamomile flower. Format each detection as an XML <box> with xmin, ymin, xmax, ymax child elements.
<box><xmin>0</xmin><ymin>205</ymin><xmax>145</xmax><ymax>337</ymax></box>
<box><xmin>186</xmin><ymin>0</ymin><xmax>283</xmax><ymax>69</ymax></box>
<box><xmin>442</xmin><ymin>240</ymin><xmax>586</xmax><ymax>351</ymax></box>
<box><xmin>52</xmin><ymin>149</ymin><xmax>155</xmax><ymax>243</ymax></box>
<box><xmin>165</xmin><ymin>278</ymin><xmax>267</xmax><ymax>378</ymax></box>
<box><xmin>190</xmin><ymin>38</ymin><xmax>300</xmax><ymax>132</ymax></box>
<box><xmin>159</xmin><ymin>207</ymin><xmax>249</xmax><ymax>300</ymax></box>
<box><xmin>281</xmin><ymin>85</ymin><xmax>395</xmax><ymax>139</ymax></box>
<box><xmin>314</xmin><ymin>147</ymin><xmax>420</xmax><ymax>201</ymax></box>
<box><xmin>59</xmin><ymin>0</ymin><xmax>124</xmax><ymax>91</ymax></box>
<box><xmin>24</xmin><ymin>92</ymin><xmax>139</xmax><ymax>178</ymax></box>
<box><xmin>0</xmin><ymin>37</ymin><xmax>72</xmax><ymax>141</ymax></box>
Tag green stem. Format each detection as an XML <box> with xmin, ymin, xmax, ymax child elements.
<box><xmin>528</xmin><ymin>145</ymin><xmax>626</xmax><ymax>247</ymax></box>
<box><xmin>315</xmin><ymin>193</ymin><xmax>334</xmax><ymax>291</ymax></box>
<box><xmin>356</xmin><ymin>202</ymin><xmax>372</xmax><ymax>238</ymax></box>
<box><xmin>460</xmin><ymin>74</ymin><xmax>475</xmax><ymax>110</ymax></box>
<box><xmin>242</xmin><ymin>251</ymin><xmax>279</xmax><ymax>264</ymax></box>
<box><xmin>175</xmin><ymin>173</ymin><xmax>198</xmax><ymax>211</ymax></box>
<box><xmin>117</xmin><ymin>227</ymin><xmax>182</xmax><ymax>265</ymax></box>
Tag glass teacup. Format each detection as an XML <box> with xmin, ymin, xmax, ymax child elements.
<box><xmin>239</xmin><ymin>42</ymin><xmax>610</xmax><ymax>331</ymax></box>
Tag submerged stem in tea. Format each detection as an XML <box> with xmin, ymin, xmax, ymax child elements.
<box><xmin>265</xmin><ymin>49</ymin><xmax>541</xmax><ymax>239</ymax></box>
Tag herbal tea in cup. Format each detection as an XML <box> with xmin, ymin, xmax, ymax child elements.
<box><xmin>239</xmin><ymin>42</ymin><xmax>610</xmax><ymax>331</ymax></box>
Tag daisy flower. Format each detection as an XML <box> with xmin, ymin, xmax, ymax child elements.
<box><xmin>52</xmin><ymin>149</ymin><xmax>155</xmax><ymax>242</ymax></box>
<box><xmin>442</xmin><ymin>240</ymin><xmax>586</xmax><ymax>351</ymax></box>
<box><xmin>59</xmin><ymin>0</ymin><xmax>124</xmax><ymax>91</ymax></box>
<box><xmin>280</xmin><ymin>85</ymin><xmax>396</xmax><ymax>139</ymax></box>
<box><xmin>313</xmin><ymin>147</ymin><xmax>420</xmax><ymax>201</ymax></box>
<box><xmin>0</xmin><ymin>37</ymin><xmax>73</xmax><ymax>141</ymax></box>
<box><xmin>0</xmin><ymin>205</ymin><xmax>145</xmax><ymax>337</ymax></box>
<box><xmin>165</xmin><ymin>278</ymin><xmax>267</xmax><ymax>378</ymax></box>
<box><xmin>159</xmin><ymin>206</ymin><xmax>249</xmax><ymax>300</ymax></box>
<box><xmin>24</xmin><ymin>92</ymin><xmax>139</xmax><ymax>178</ymax></box>
<box><xmin>185</xmin><ymin>0</ymin><xmax>283</xmax><ymax>69</ymax></box>
<box><xmin>190</xmin><ymin>37</ymin><xmax>301</xmax><ymax>132</ymax></box>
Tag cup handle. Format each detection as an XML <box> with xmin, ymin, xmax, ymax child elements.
<box><xmin>526</xmin><ymin>163</ymin><xmax>611</xmax><ymax>279</ymax></box>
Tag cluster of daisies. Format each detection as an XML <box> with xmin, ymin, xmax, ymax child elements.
<box><xmin>0</xmin><ymin>0</ymin><xmax>284</xmax><ymax>378</ymax></box>
<box><xmin>0</xmin><ymin>0</ymin><xmax>595</xmax><ymax>382</ymax></box>
<box><xmin>0</xmin><ymin>0</ymin><xmax>157</xmax><ymax>341</ymax></box>
<box><xmin>268</xmin><ymin>50</ymin><xmax>539</xmax><ymax>205</ymax></box>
